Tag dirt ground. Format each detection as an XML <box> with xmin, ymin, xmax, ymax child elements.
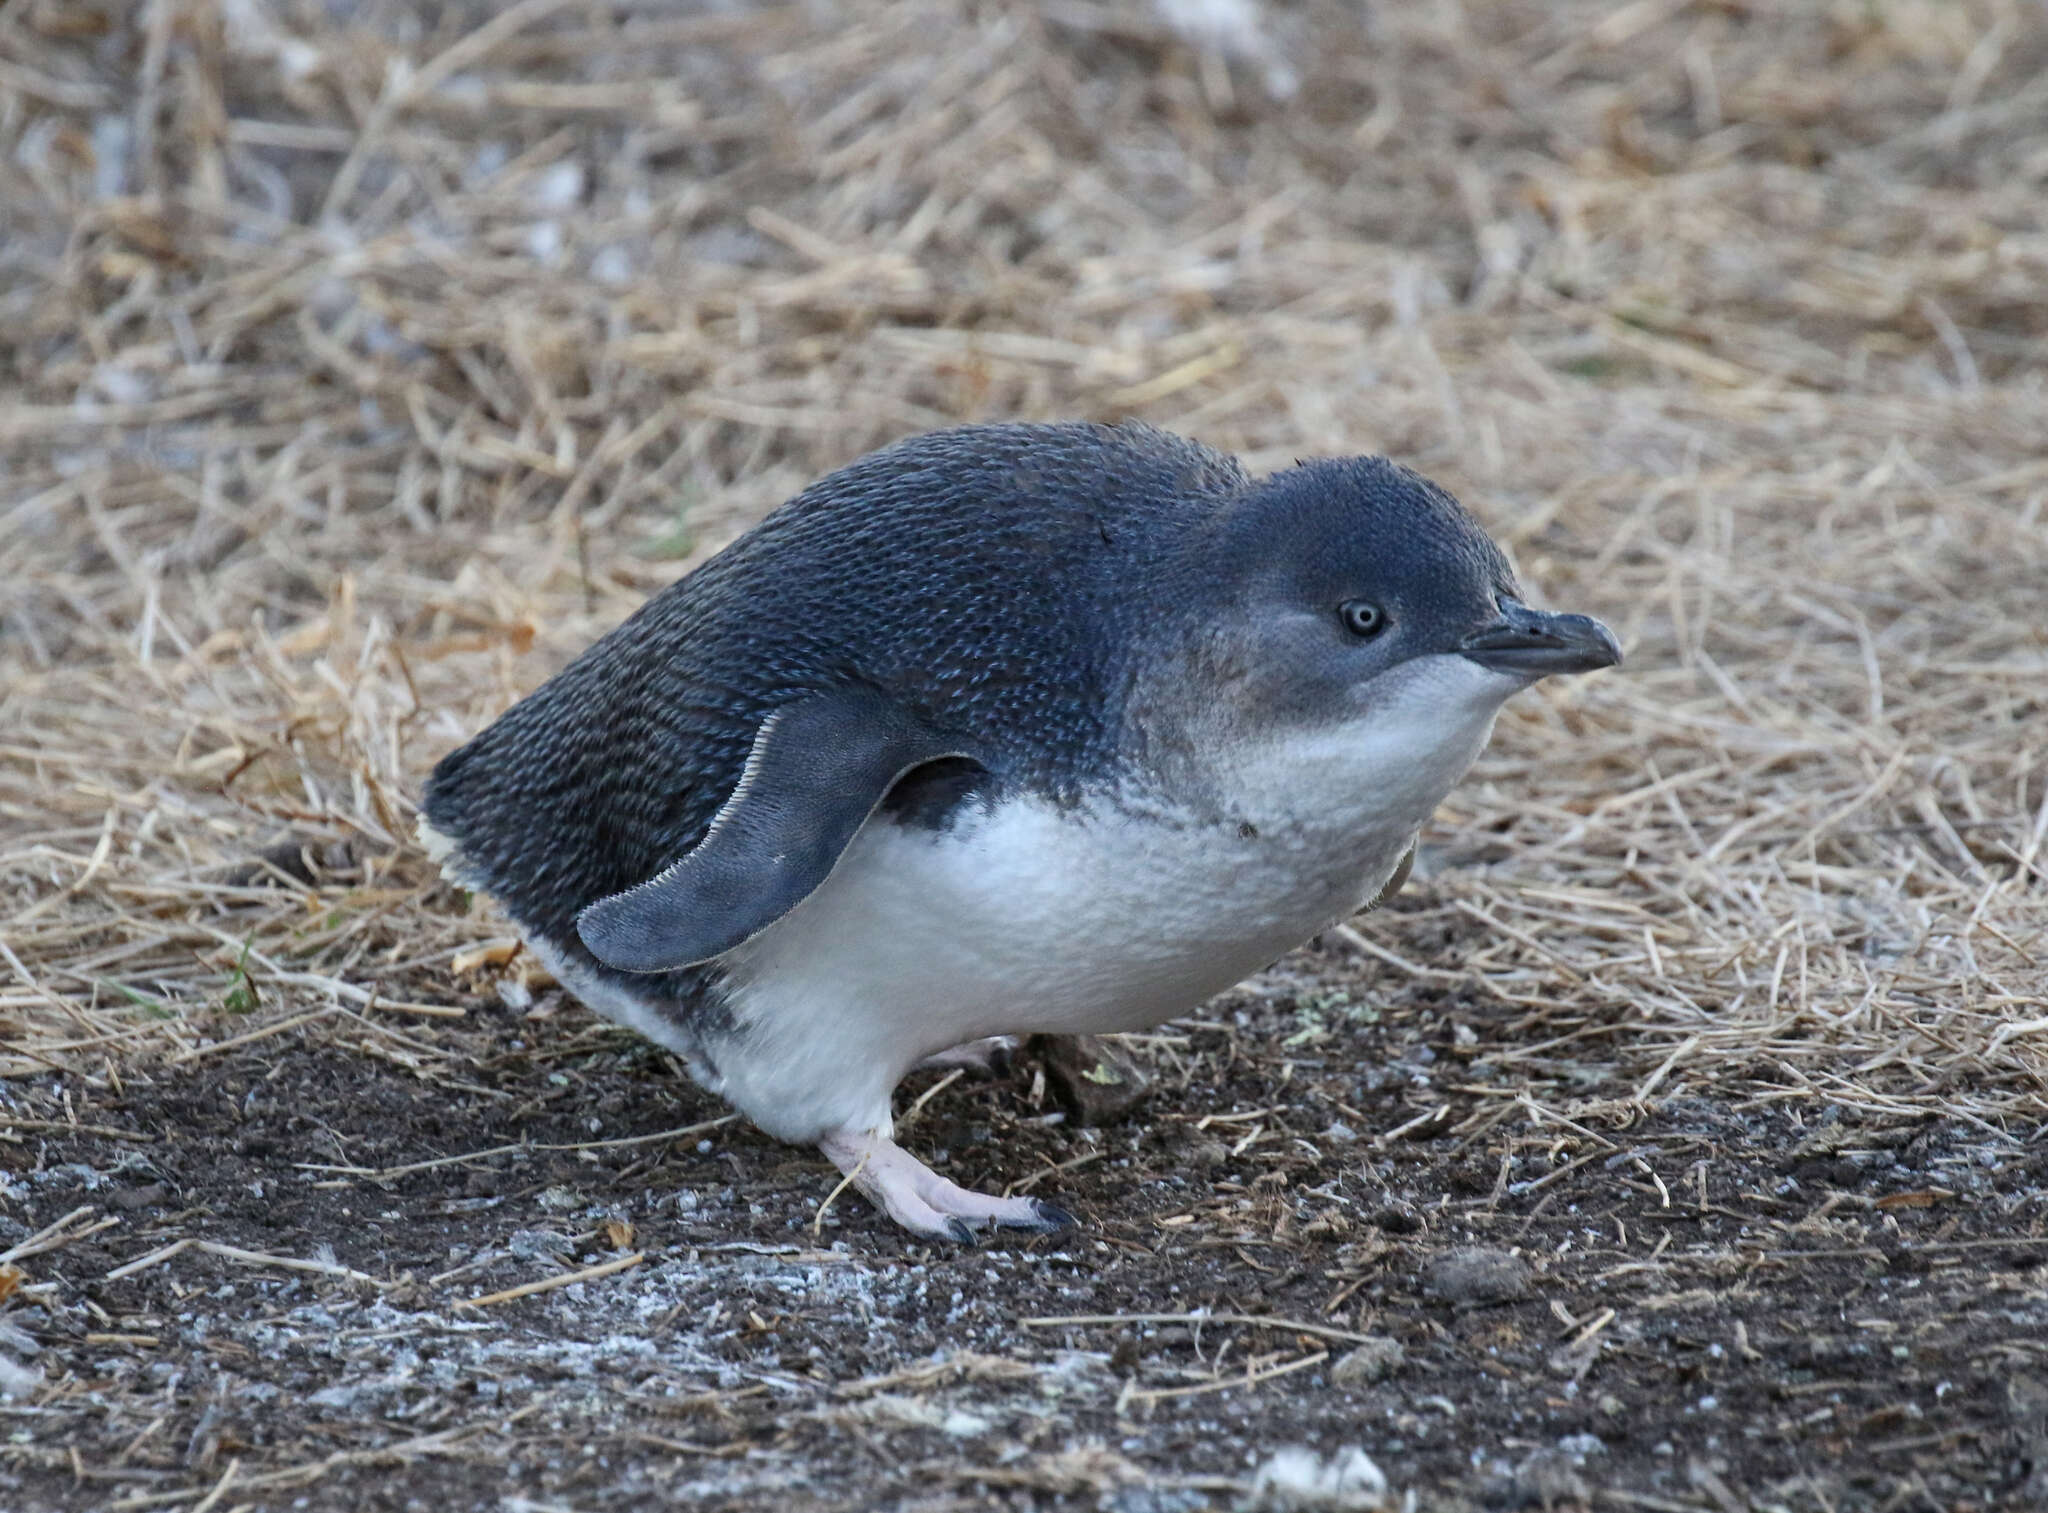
<box><xmin>7</xmin><ymin>949</ymin><xmax>2048</xmax><ymax>1511</ymax></box>
<box><xmin>5</xmin><ymin>1</ymin><xmax>2048</xmax><ymax>1510</ymax></box>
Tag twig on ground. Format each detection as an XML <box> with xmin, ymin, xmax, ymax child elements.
<box><xmin>452</xmin><ymin>1251</ymin><xmax>643</xmax><ymax>1310</ymax></box>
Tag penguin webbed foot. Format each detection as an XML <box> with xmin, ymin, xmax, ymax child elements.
<box><xmin>818</xmin><ymin>1128</ymin><xmax>1073</xmax><ymax>1243</ymax></box>
<box><xmin>912</xmin><ymin>1035</ymin><xmax>1020</xmax><ymax>1080</ymax></box>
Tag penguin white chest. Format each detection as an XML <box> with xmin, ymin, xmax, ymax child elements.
<box><xmin>748</xmin><ymin>797</ymin><xmax>1383</xmax><ymax>1025</ymax></box>
<box><xmin>710</xmin><ymin>656</ymin><xmax>1515</xmax><ymax>1141</ymax></box>
<box><xmin>709</xmin><ymin>795</ymin><xmax>1393</xmax><ymax>1139</ymax></box>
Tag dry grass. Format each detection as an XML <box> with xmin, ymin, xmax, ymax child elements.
<box><xmin>5</xmin><ymin>0</ymin><xmax>2047</xmax><ymax>1151</ymax></box>
<box><xmin>5</xmin><ymin>9</ymin><xmax>2048</xmax><ymax>1507</ymax></box>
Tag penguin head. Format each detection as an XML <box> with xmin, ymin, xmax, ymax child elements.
<box><xmin>1138</xmin><ymin>455</ymin><xmax>1620</xmax><ymax>827</ymax></box>
<box><xmin>1207</xmin><ymin>455</ymin><xmax>1618</xmax><ymax>702</ymax></box>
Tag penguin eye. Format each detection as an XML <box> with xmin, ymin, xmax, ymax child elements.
<box><xmin>1339</xmin><ymin>599</ymin><xmax>1386</xmax><ymax>639</ymax></box>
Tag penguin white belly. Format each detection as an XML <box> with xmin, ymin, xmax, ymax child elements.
<box><xmin>710</xmin><ymin>657</ymin><xmax>1511</xmax><ymax>1142</ymax></box>
<box><xmin>711</xmin><ymin>797</ymin><xmax>1395</xmax><ymax>1140</ymax></box>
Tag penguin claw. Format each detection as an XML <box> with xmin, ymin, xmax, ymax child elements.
<box><xmin>943</xmin><ymin>1217</ymin><xmax>978</xmax><ymax>1246</ymax></box>
<box><xmin>913</xmin><ymin>1035</ymin><xmax>1018</xmax><ymax>1080</ymax></box>
<box><xmin>1026</xmin><ymin>1199</ymin><xmax>1077</xmax><ymax>1232</ymax></box>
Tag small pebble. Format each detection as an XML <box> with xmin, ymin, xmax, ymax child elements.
<box><xmin>1370</xmin><ymin>1204</ymin><xmax>1422</xmax><ymax>1234</ymax></box>
<box><xmin>1246</xmin><ymin>1446</ymin><xmax>1389</xmax><ymax>1511</ymax></box>
<box><xmin>1330</xmin><ymin>1336</ymin><xmax>1406</xmax><ymax>1388</ymax></box>
<box><xmin>1424</xmin><ymin>1246</ymin><xmax>1532</xmax><ymax>1304</ymax></box>
<box><xmin>1489</xmin><ymin>1448</ymin><xmax>1588</xmax><ymax>1508</ymax></box>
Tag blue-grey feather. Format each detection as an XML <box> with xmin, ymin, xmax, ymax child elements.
<box><xmin>419</xmin><ymin>421</ymin><xmax>1515</xmax><ymax>1020</ymax></box>
<box><xmin>421</xmin><ymin>422</ymin><xmax>1245</xmax><ymax>1004</ymax></box>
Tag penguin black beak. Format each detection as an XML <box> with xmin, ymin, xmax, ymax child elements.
<box><xmin>1459</xmin><ymin>601</ymin><xmax>1622</xmax><ymax>678</ymax></box>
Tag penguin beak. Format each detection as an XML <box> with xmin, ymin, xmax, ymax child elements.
<box><xmin>1459</xmin><ymin>601</ymin><xmax>1622</xmax><ymax>678</ymax></box>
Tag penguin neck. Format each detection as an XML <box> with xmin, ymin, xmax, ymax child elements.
<box><xmin>1128</xmin><ymin>652</ymin><xmax>1522</xmax><ymax>854</ymax></box>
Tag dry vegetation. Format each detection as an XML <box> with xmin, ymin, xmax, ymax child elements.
<box><xmin>2</xmin><ymin>1</ymin><xmax>2046</xmax><ymax>1510</ymax></box>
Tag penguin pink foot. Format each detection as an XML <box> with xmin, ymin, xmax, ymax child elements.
<box><xmin>818</xmin><ymin>1127</ymin><xmax>1073</xmax><ymax>1243</ymax></box>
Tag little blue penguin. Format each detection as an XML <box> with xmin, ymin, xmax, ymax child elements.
<box><xmin>419</xmin><ymin>422</ymin><xmax>1620</xmax><ymax>1241</ymax></box>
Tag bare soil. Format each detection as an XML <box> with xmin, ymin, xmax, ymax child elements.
<box><xmin>6</xmin><ymin>923</ymin><xmax>2047</xmax><ymax>1511</ymax></box>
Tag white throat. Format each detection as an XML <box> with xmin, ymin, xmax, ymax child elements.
<box><xmin>1210</xmin><ymin>653</ymin><xmax>1522</xmax><ymax>846</ymax></box>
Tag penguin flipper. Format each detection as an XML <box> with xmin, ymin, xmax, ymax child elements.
<box><xmin>1365</xmin><ymin>841</ymin><xmax>1416</xmax><ymax>910</ymax></box>
<box><xmin>576</xmin><ymin>687</ymin><xmax>971</xmax><ymax>972</ymax></box>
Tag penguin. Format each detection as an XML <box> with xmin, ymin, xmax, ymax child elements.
<box><xmin>419</xmin><ymin>422</ymin><xmax>1620</xmax><ymax>1241</ymax></box>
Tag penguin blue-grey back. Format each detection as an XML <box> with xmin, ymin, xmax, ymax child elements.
<box><xmin>424</xmin><ymin>423</ymin><xmax>1244</xmax><ymax>952</ymax></box>
<box><xmin>420</xmin><ymin>421</ymin><xmax>1619</xmax><ymax>1242</ymax></box>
